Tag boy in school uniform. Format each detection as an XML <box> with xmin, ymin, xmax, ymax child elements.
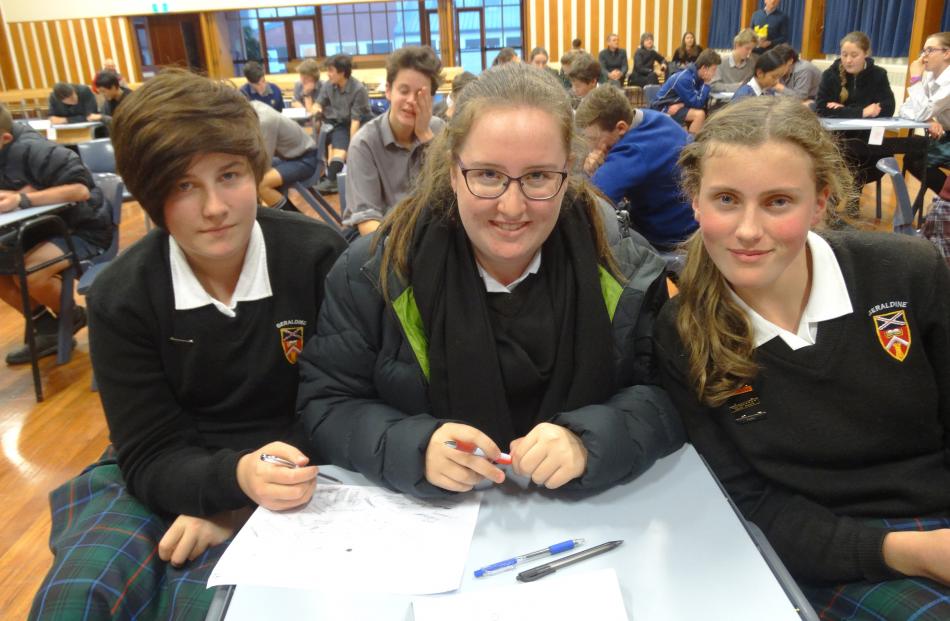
<box><xmin>567</xmin><ymin>53</ymin><xmax>603</xmax><ymax>102</ymax></box>
<box><xmin>29</xmin><ymin>68</ymin><xmax>346</xmax><ymax>620</ymax></box>
<box><xmin>240</xmin><ymin>60</ymin><xmax>285</xmax><ymax>112</ymax></box>
<box><xmin>249</xmin><ymin>100</ymin><xmax>320</xmax><ymax>211</ymax></box>
<box><xmin>47</xmin><ymin>82</ymin><xmax>99</xmax><ymax>124</ymax></box>
<box><xmin>0</xmin><ymin>106</ymin><xmax>110</xmax><ymax>365</ymax></box>
<box><xmin>651</xmin><ymin>49</ymin><xmax>722</xmax><ymax>134</ymax></box>
<box><xmin>92</xmin><ymin>71</ymin><xmax>132</xmax><ymax>125</ymax></box>
<box><xmin>292</xmin><ymin>58</ymin><xmax>324</xmax><ymax>116</ymax></box>
<box><xmin>576</xmin><ymin>85</ymin><xmax>697</xmax><ymax>251</ymax></box>
<box><xmin>710</xmin><ymin>29</ymin><xmax>757</xmax><ymax>93</ymax></box>
<box><xmin>344</xmin><ymin>46</ymin><xmax>444</xmax><ymax>236</ymax></box>
<box><xmin>312</xmin><ymin>53</ymin><xmax>372</xmax><ymax>194</ymax></box>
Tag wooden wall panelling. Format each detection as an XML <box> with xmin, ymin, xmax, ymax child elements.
<box><xmin>907</xmin><ymin>0</ymin><xmax>944</xmax><ymax>89</ymax></box>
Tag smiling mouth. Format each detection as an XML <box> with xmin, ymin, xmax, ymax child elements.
<box><xmin>492</xmin><ymin>221</ymin><xmax>528</xmax><ymax>232</ymax></box>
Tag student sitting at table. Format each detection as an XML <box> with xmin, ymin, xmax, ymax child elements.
<box><xmin>770</xmin><ymin>44</ymin><xmax>822</xmax><ymax>105</ymax></box>
<box><xmin>576</xmin><ymin>85</ymin><xmax>697</xmax><ymax>252</ymax></box>
<box><xmin>670</xmin><ymin>31</ymin><xmax>703</xmax><ymax>74</ymax></box>
<box><xmin>731</xmin><ymin>50</ymin><xmax>785</xmax><ymax>103</ymax></box>
<box><xmin>28</xmin><ymin>69</ymin><xmax>346</xmax><ymax>620</ymax></box>
<box><xmin>567</xmin><ymin>53</ymin><xmax>603</xmax><ymax>103</ymax></box>
<box><xmin>655</xmin><ymin>95</ymin><xmax>950</xmax><ymax>621</ymax></box>
<box><xmin>710</xmin><ymin>29</ymin><xmax>757</xmax><ymax>94</ymax></box>
<box><xmin>344</xmin><ymin>46</ymin><xmax>444</xmax><ymax>237</ymax></box>
<box><xmin>900</xmin><ymin>32</ymin><xmax>950</xmax><ymax>216</ymax></box>
<box><xmin>47</xmin><ymin>82</ymin><xmax>99</xmax><ymax>124</ymax></box>
<box><xmin>248</xmin><ymin>99</ymin><xmax>320</xmax><ymax>211</ymax></box>
<box><xmin>816</xmin><ymin>31</ymin><xmax>896</xmax><ymax>216</ymax></box>
<box><xmin>92</xmin><ymin>70</ymin><xmax>131</xmax><ymax>126</ymax></box>
<box><xmin>651</xmin><ymin>48</ymin><xmax>721</xmax><ymax>134</ymax></box>
<box><xmin>240</xmin><ymin>60</ymin><xmax>284</xmax><ymax>112</ymax></box>
<box><xmin>291</xmin><ymin>58</ymin><xmax>324</xmax><ymax>116</ymax></box>
<box><xmin>312</xmin><ymin>53</ymin><xmax>372</xmax><ymax>195</ymax></box>
<box><xmin>0</xmin><ymin>106</ymin><xmax>110</xmax><ymax>365</ymax></box>
<box><xmin>629</xmin><ymin>33</ymin><xmax>666</xmax><ymax>87</ymax></box>
<box><xmin>297</xmin><ymin>63</ymin><xmax>684</xmax><ymax>499</ymax></box>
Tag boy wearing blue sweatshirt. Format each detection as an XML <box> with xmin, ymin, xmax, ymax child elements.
<box><xmin>577</xmin><ymin>85</ymin><xmax>697</xmax><ymax>250</ymax></box>
<box><xmin>651</xmin><ymin>49</ymin><xmax>721</xmax><ymax>134</ymax></box>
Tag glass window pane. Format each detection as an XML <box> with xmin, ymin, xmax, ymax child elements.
<box><xmin>425</xmin><ymin>0</ymin><xmax>438</xmax><ymax>9</ymax></box>
<box><xmin>258</xmin><ymin>8</ymin><xmax>277</xmax><ymax>18</ymax></box>
<box><xmin>323</xmin><ymin>5</ymin><xmax>337</xmax><ymax>15</ymax></box>
<box><xmin>240</xmin><ymin>10</ymin><xmax>256</xmax><ymax>18</ymax></box>
<box><xmin>322</xmin><ymin>14</ymin><xmax>341</xmax><ymax>55</ymax></box>
<box><xmin>339</xmin><ymin>14</ymin><xmax>358</xmax><ymax>54</ymax></box>
<box><xmin>371</xmin><ymin>2</ymin><xmax>386</xmax><ymax>12</ymax></box>
<box><xmin>338</xmin><ymin>4</ymin><xmax>353</xmax><ymax>14</ymax></box>
<box><xmin>355</xmin><ymin>14</ymin><xmax>373</xmax><ymax>54</ymax></box>
<box><xmin>297</xmin><ymin>6</ymin><xmax>315</xmax><ymax>15</ymax></box>
<box><xmin>243</xmin><ymin>21</ymin><xmax>262</xmax><ymax>61</ymax></box>
<box><xmin>485</xmin><ymin>6</ymin><xmax>502</xmax><ymax>48</ymax></box>
<box><xmin>428</xmin><ymin>12</ymin><xmax>440</xmax><ymax>53</ymax></box>
<box><xmin>293</xmin><ymin>19</ymin><xmax>318</xmax><ymax>58</ymax></box>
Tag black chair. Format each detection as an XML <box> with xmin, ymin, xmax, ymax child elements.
<box><xmin>643</xmin><ymin>84</ymin><xmax>661</xmax><ymax>106</ymax></box>
<box><xmin>77</xmin><ymin>138</ymin><xmax>143</xmax><ymax>225</ymax></box>
<box><xmin>77</xmin><ymin>175</ymin><xmax>125</xmax><ymax>297</ymax></box>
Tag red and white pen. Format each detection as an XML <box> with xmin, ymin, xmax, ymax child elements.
<box><xmin>444</xmin><ymin>440</ymin><xmax>512</xmax><ymax>465</ymax></box>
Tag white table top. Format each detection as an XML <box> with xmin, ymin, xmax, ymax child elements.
<box><xmin>215</xmin><ymin>446</ymin><xmax>804</xmax><ymax>621</ymax></box>
<box><xmin>281</xmin><ymin>107</ymin><xmax>308</xmax><ymax>120</ymax></box>
<box><xmin>819</xmin><ymin>117</ymin><xmax>930</xmax><ymax>131</ymax></box>
<box><xmin>0</xmin><ymin>203</ymin><xmax>68</xmax><ymax>229</ymax></box>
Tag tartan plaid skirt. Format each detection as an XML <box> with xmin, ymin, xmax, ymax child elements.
<box><xmin>802</xmin><ymin>518</ymin><xmax>950</xmax><ymax>621</ymax></box>
<box><xmin>29</xmin><ymin>450</ymin><xmax>228</xmax><ymax>621</ymax></box>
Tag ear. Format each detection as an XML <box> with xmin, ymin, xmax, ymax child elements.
<box><xmin>813</xmin><ymin>186</ymin><xmax>831</xmax><ymax>226</ymax></box>
<box><xmin>615</xmin><ymin>120</ymin><xmax>629</xmax><ymax>136</ymax></box>
<box><xmin>449</xmin><ymin>155</ymin><xmax>459</xmax><ymax>193</ymax></box>
<box><xmin>384</xmin><ymin>82</ymin><xmax>393</xmax><ymax>102</ymax></box>
<box><xmin>0</xmin><ymin>132</ymin><xmax>12</xmax><ymax>146</ymax></box>
<box><xmin>692</xmin><ymin>197</ymin><xmax>702</xmax><ymax>223</ymax></box>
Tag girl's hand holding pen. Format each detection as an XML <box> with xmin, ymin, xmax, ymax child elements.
<box><xmin>236</xmin><ymin>441</ymin><xmax>317</xmax><ymax>511</ymax></box>
<box><xmin>425</xmin><ymin>423</ymin><xmax>506</xmax><ymax>492</ymax></box>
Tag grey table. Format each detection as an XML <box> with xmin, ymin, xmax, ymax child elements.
<box><xmin>207</xmin><ymin>445</ymin><xmax>815</xmax><ymax>621</ymax></box>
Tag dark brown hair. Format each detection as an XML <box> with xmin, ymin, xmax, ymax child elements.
<box><xmin>297</xmin><ymin>59</ymin><xmax>321</xmax><ymax>82</ymax></box>
<box><xmin>567</xmin><ymin>53</ymin><xmax>601</xmax><ymax>83</ymax></box>
<box><xmin>386</xmin><ymin>45</ymin><xmax>443</xmax><ymax>93</ymax></box>
<box><xmin>111</xmin><ymin>68</ymin><xmax>268</xmax><ymax>228</ymax></box>
<box><xmin>575</xmin><ymin>84</ymin><xmax>633</xmax><ymax>130</ymax></box>
<box><xmin>695</xmin><ymin>48</ymin><xmax>723</xmax><ymax>69</ymax></box>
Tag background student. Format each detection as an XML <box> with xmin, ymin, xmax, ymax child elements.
<box><xmin>652</xmin><ymin>48</ymin><xmax>722</xmax><ymax>134</ymax></box>
<box><xmin>291</xmin><ymin>58</ymin><xmax>324</xmax><ymax>116</ymax></box>
<box><xmin>240</xmin><ymin>60</ymin><xmax>284</xmax><ymax>112</ymax></box>
<box><xmin>492</xmin><ymin>47</ymin><xmax>520</xmax><ymax>66</ymax></box>
<box><xmin>731</xmin><ymin>49</ymin><xmax>786</xmax><ymax>102</ymax></box>
<box><xmin>900</xmin><ymin>32</ymin><xmax>950</xmax><ymax>215</ymax></box>
<box><xmin>576</xmin><ymin>85</ymin><xmax>697</xmax><ymax>251</ymax></box>
<box><xmin>655</xmin><ymin>95</ymin><xmax>950</xmax><ymax>621</ymax></box>
<box><xmin>344</xmin><ymin>46</ymin><xmax>444</xmax><ymax>236</ymax></box>
<box><xmin>670</xmin><ymin>31</ymin><xmax>703</xmax><ymax>73</ymax></box>
<box><xmin>297</xmin><ymin>64</ymin><xmax>683</xmax><ymax>499</ymax></box>
<box><xmin>312</xmin><ymin>53</ymin><xmax>372</xmax><ymax>194</ymax></box>
<box><xmin>599</xmin><ymin>33</ymin><xmax>629</xmax><ymax>85</ymax></box>
<box><xmin>710</xmin><ymin>29</ymin><xmax>757</xmax><ymax>94</ymax></box>
<box><xmin>816</xmin><ymin>31</ymin><xmax>896</xmax><ymax>214</ymax></box>
<box><xmin>91</xmin><ymin>70</ymin><xmax>131</xmax><ymax>126</ymax></box>
<box><xmin>0</xmin><ymin>107</ymin><xmax>109</xmax><ymax>365</ymax></box>
<box><xmin>47</xmin><ymin>82</ymin><xmax>99</xmax><ymax>124</ymax></box>
<box><xmin>567</xmin><ymin>52</ymin><xmax>603</xmax><ymax>102</ymax></box>
<box><xmin>29</xmin><ymin>69</ymin><xmax>346</xmax><ymax>620</ymax></box>
<box><xmin>629</xmin><ymin>32</ymin><xmax>666</xmax><ymax>87</ymax></box>
<box><xmin>249</xmin><ymin>99</ymin><xmax>320</xmax><ymax>211</ymax></box>
<box><xmin>771</xmin><ymin>44</ymin><xmax>822</xmax><ymax>104</ymax></box>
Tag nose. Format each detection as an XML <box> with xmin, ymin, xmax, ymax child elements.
<box><xmin>202</xmin><ymin>186</ymin><xmax>229</xmax><ymax>220</ymax></box>
<box><xmin>495</xmin><ymin>180</ymin><xmax>527</xmax><ymax>218</ymax></box>
<box><xmin>735</xmin><ymin>205</ymin><xmax>763</xmax><ymax>243</ymax></box>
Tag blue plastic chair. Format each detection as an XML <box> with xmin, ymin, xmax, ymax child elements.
<box><xmin>643</xmin><ymin>84</ymin><xmax>661</xmax><ymax>106</ymax></box>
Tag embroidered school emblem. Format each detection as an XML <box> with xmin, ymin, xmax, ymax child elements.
<box><xmin>280</xmin><ymin>326</ymin><xmax>304</xmax><ymax>364</ymax></box>
<box><xmin>872</xmin><ymin>310</ymin><xmax>911</xmax><ymax>362</ymax></box>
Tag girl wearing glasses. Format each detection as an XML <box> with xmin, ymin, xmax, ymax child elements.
<box><xmin>900</xmin><ymin>32</ymin><xmax>950</xmax><ymax>216</ymax></box>
<box><xmin>297</xmin><ymin>63</ymin><xmax>683</xmax><ymax>497</ymax></box>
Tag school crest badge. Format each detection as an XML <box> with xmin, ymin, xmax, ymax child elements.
<box><xmin>872</xmin><ymin>310</ymin><xmax>911</xmax><ymax>362</ymax></box>
<box><xmin>280</xmin><ymin>326</ymin><xmax>304</xmax><ymax>364</ymax></box>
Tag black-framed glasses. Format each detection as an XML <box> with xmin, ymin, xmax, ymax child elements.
<box><xmin>921</xmin><ymin>47</ymin><xmax>949</xmax><ymax>56</ymax></box>
<box><xmin>456</xmin><ymin>159</ymin><xmax>568</xmax><ymax>200</ymax></box>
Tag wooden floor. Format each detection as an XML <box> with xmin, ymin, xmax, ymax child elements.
<box><xmin>0</xmin><ymin>177</ymin><xmax>928</xmax><ymax>619</ymax></box>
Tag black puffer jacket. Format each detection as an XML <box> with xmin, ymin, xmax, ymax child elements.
<box><xmin>296</xmin><ymin>202</ymin><xmax>685</xmax><ymax>498</ymax></box>
<box><xmin>815</xmin><ymin>57</ymin><xmax>895</xmax><ymax>119</ymax></box>
<box><xmin>0</xmin><ymin>123</ymin><xmax>110</xmax><ymax>249</ymax></box>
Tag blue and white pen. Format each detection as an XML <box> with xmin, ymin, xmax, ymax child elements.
<box><xmin>473</xmin><ymin>539</ymin><xmax>585</xmax><ymax>578</ymax></box>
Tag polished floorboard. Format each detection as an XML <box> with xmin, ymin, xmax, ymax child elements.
<box><xmin>0</xmin><ymin>177</ymin><xmax>927</xmax><ymax>619</ymax></box>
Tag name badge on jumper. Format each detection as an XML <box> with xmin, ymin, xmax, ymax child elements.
<box><xmin>725</xmin><ymin>385</ymin><xmax>768</xmax><ymax>424</ymax></box>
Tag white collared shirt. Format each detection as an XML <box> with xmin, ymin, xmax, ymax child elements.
<box><xmin>730</xmin><ymin>232</ymin><xmax>853</xmax><ymax>350</ymax></box>
<box><xmin>900</xmin><ymin>68</ymin><xmax>950</xmax><ymax>122</ymax></box>
<box><xmin>169</xmin><ymin>220</ymin><xmax>273</xmax><ymax>317</ymax></box>
<box><xmin>748</xmin><ymin>77</ymin><xmax>766</xmax><ymax>96</ymax></box>
<box><xmin>477</xmin><ymin>250</ymin><xmax>542</xmax><ymax>293</ymax></box>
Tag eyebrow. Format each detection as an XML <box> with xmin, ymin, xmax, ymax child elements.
<box><xmin>463</xmin><ymin>160</ymin><xmax>565</xmax><ymax>172</ymax></box>
<box><xmin>703</xmin><ymin>185</ymin><xmax>802</xmax><ymax>196</ymax></box>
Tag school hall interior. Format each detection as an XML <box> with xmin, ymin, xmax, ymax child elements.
<box><xmin>0</xmin><ymin>0</ymin><xmax>947</xmax><ymax>617</ymax></box>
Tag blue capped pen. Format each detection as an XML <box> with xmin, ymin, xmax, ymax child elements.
<box><xmin>473</xmin><ymin>539</ymin><xmax>585</xmax><ymax>577</ymax></box>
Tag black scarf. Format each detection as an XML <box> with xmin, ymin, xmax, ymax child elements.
<box><xmin>409</xmin><ymin>199</ymin><xmax>616</xmax><ymax>448</ymax></box>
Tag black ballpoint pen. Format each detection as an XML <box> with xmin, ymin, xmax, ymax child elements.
<box><xmin>516</xmin><ymin>540</ymin><xmax>623</xmax><ymax>582</ymax></box>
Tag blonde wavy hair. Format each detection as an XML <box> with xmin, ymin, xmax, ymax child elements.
<box><xmin>676</xmin><ymin>97</ymin><xmax>855</xmax><ymax>406</ymax></box>
<box><xmin>375</xmin><ymin>62</ymin><xmax>618</xmax><ymax>299</ymax></box>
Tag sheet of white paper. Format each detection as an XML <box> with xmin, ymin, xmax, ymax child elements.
<box><xmin>208</xmin><ymin>484</ymin><xmax>482</xmax><ymax>595</ymax></box>
<box><xmin>411</xmin><ymin>568</ymin><xmax>628</xmax><ymax>621</ymax></box>
<box><xmin>868</xmin><ymin>126</ymin><xmax>885</xmax><ymax>145</ymax></box>
<box><xmin>836</xmin><ymin>118</ymin><xmax>908</xmax><ymax>127</ymax></box>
